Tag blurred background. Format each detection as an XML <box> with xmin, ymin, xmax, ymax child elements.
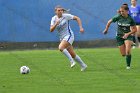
<box><xmin>0</xmin><ymin>0</ymin><xmax>139</xmax><ymax>50</ymax></box>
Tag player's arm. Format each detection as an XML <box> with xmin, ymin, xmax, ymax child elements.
<box><xmin>103</xmin><ymin>19</ymin><xmax>112</xmax><ymax>34</ymax></box>
<box><xmin>50</xmin><ymin>24</ymin><xmax>57</xmax><ymax>32</ymax></box>
<box><xmin>130</xmin><ymin>26</ymin><xmax>137</xmax><ymax>34</ymax></box>
<box><xmin>73</xmin><ymin>16</ymin><xmax>84</xmax><ymax>33</ymax></box>
<box><xmin>123</xmin><ymin>18</ymin><xmax>137</xmax><ymax>39</ymax></box>
<box><xmin>123</xmin><ymin>26</ymin><xmax>137</xmax><ymax>39</ymax></box>
<box><xmin>50</xmin><ymin>19</ymin><xmax>60</xmax><ymax>32</ymax></box>
<box><xmin>50</xmin><ymin>17</ymin><xmax>60</xmax><ymax>32</ymax></box>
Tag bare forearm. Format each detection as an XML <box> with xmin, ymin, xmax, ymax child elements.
<box><xmin>105</xmin><ymin>19</ymin><xmax>112</xmax><ymax>31</ymax></box>
<box><xmin>129</xmin><ymin>26</ymin><xmax>137</xmax><ymax>35</ymax></box>
<box><xmin>74</xmin><ymin>16</ymin><xmax>83</xmax><ymax>29</ymax></box>
<box><xmin>128</xmin><ymin>31</ymin><xmax>136</xmax><ymax>35</ymax></box>
<box><xmin>77</xmin><ymin>18</ymin><xmax>83</xmax><ymax>29</ymax></box>
<box><xmin>103</xmin><ymin>19</ymin><xmax>112</xmax><ymax>34</ymax></box>
<box><xmin>50</xmin><ymin>24</ymin><xmax>57</xmax><ymax>32</ymax></box>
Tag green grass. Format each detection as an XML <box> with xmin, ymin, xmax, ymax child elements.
<box><xmin>0</xmin><ymin>48</ymin><xmax>140</xmax><ymax>93</ymax></box>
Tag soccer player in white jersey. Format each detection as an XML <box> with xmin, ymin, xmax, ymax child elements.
<box><xmin>50</xmin><ymin>5</ymin><xmax>87</xmax><ymax>71</ymax></box>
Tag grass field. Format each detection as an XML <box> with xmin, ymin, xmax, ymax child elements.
<box><xmin>0</xmin><ymin>48</ymin><xmax>140</xmax><ymax>93</ymax></box>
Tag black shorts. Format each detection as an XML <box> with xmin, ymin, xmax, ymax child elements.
<box><xmin>136</xmin><ymin>22</ymin><xmax>140</xmax><ymax>25</ymax></box>
<box><xmin>116</xmin><ymin>35</ymin><xmax>133</xmax><ymax>46</ymax></box>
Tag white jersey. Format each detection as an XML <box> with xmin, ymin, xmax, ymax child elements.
<box><xmin>51</xmin><ymin>14</ymin><xmax>74</xmax><ymax>39</ymax></box>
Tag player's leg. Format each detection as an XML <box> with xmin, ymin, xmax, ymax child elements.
<box><xmin>59</xmin><ymin>40</ymin><xmax>70</xmax><ymax>51</ymax></box>
<box><xmin>136</xmin><ymin>25</ymin><xmax>140</xmax><ymax>48</ymax></box>
<box><xmin>67</xmin><ymin>46</ymin><xmax>87</xmax><ymax>71</ymax></box>
<box><xmin>124</xmin><ymin>40</ymin><xmax>133</xmax><ymax>69</ymax></box>
<box><xmin>118</xmin><ymin>44</ymin><xmax>130</xmax><ymax>69</ymax></box>
<box><xmin>132</xmin><ymin>34</ymin><xmax>136</xmax><ymax>49</ymax></box>
<box><xmin>59</xmin><ymin>40</ymin><xmax>75</xmax><ymax>67</ymax></box>
<box><xmin>118</xmin><ymin>44</ymin><xmax>126</xmax><ymax>56</ymax></box>
<box><xmin>116</xmin><ymin>36</ymin><xmax>126</xmax><ymax>56</ymax></box>
<box><xmin>67</xmin><ymin>45</ymin><xmax>76</xmax><ymax>58</ymax></box>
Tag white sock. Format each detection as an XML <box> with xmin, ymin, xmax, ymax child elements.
<box><xmin>74</xmin><ymin>55</ymin><xmax>86</xmax><ymax>67</ymax></box>
<box><xmin>62</xmin><ymin>49</ymin><xmax>74</xmax><ymax>63</ymax></box>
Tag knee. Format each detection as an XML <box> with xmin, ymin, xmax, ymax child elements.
<box><xmin>126</xmin><ymin>50</ymin><xmax>131</xmax><ymax>55</ymax></box>
<box><xmin>58</xmin><ymin>46</ymin><xmax>64</xmax><ymax>52</ymax></box>
<box><xmin>122</xmin><ymin>55</ymin><xmax>126</xmax><ymax>57</ymax></box>
<box><xmin>71</xmin><ymin>54</ymin><xmax>76</xmax><ymax>58</ymax></box>
<box><xmin>126</xmin><ymin>51</ymin><xmax>131</xmax><ymax>55</ymax></box>
<box><xmin>121</xmin><ymin>53</ymin><xmax>126</xmax><ymax>57</ymax></box>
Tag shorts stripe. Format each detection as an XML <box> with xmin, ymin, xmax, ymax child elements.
<box><xmin>67</xmin><ymin>35</ymin><xmax>71</xmax><ymax>42</ymax></box>
<box><xmin>67</xmin><ymin>21</ymin><xmax>71</xmax><ymax>42</ymax></box>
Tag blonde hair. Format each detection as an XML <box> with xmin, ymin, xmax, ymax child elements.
<box><xmin>55</xmin><ymin>5</ymin><xmax>70</xmax><ymax>13</ymax></box>
<box><xmin>55</xmin><ymin>5</ymin><xmax>63</xmax><ymax>11</ymax></box>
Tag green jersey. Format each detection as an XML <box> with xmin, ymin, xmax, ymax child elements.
<box><xmin>112</xmin><ymin>14</ymin><xmax>136</xmax><ymax>36</ymax></box>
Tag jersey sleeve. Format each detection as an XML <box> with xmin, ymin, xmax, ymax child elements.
<box><xmin>63</xmin><ymin>14</ymin><xmax>74</xmax><ymax>20</ymax></box>
<box><xmin>50</xmin><ymin>17</ymin><xmax>55</xmax><ymax>26</ymax></box>
<box><xmin>112</xmin><ymin>14</ymin><xmax>120</xmax><ymax>23</ymax></box>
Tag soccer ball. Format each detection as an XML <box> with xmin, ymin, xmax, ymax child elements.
<box><xmin>20</xmin><ymin>66</ymin><xmax>30</xmax><ymax>74</ymax></box>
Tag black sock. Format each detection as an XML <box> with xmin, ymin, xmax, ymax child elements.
<box><xmin>133</xmin><ymin>36</ymin><xmax>136</xmax><ymax>43</ymax></box>
<box><xmin>138</xmin><ymin>37</ymin><xmax>140</xmax><ymax>42</ymax></box>
<box><xmin>126</xmin><ymin>55</ymin><xmax>131</xmax><ymax>67</ymax></box>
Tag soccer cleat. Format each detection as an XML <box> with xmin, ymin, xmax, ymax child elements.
<box><xmin>70</xmin><ymin>62</ymin><xmax>76</xmax><ymax>68</ymax></box>
<box><xmin>126</xmin><ymin>66</ymin><xmax>130</xmax><ymax>70</ymax></box>
<box><xmin>132</xmin><ymin>46</ymin><xmax>136</xmax><ymax>49</ymax></box>
<box><xmin>81</xmin><ymin>64</ymin><xmax>87</xmax><ymax>71</ymax></box>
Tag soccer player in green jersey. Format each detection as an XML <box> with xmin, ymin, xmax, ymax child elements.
<box><xmin>103</xmin><ymin>5</ymin><xmax>137</xmax><ymax>69</ymax></box>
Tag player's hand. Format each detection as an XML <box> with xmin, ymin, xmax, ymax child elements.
<box><xmin>103</xmin><ymin>29</ymin><xmax>108</xmax><ymax>34</ymax></box>
<box><xmin>55</xmin><ymin>19</ymin><xmax>60</xmax><ymax>26</ymax></box>
<box><xmin>123</xmin><ymin>33</ymin><xmax>129</xmax><ymax>39</ymax></box>
<box><xmin>80</xmin><ymin>27</ymin><xmax>84</xmax><ymax>33</ymax></box>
